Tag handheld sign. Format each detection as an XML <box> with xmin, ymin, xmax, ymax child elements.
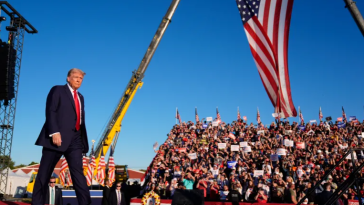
<box><xmin>231</xmin><ymin>145</ymin><xmax>239</xmax><ymax>152</ymax></box>
<box><xmin>254</xmin><ymin>170</ymin><xmax>264</xmax><ymax>177</ymax></box>
<box><xmin>270</xmin><ymin>154</ymin><xmax>279</xmax><ymax>161</ymax></box>
<box><xmin>218</xmin><ymin>143</ymin><xmax>226</xmax><ymax>149</ymax></box>
<box><xmin>206</xmin><ymin>117</ymin><xmax>213</xmax><ymax>121</ymax></box>
<box><xmin>296</xmin><ymin>142</ymin><xmax>305</xmax><ymax>149</ymax></box>
<box><xmin>227</xmin><ymin>161</ymin><xmax>237</xmax><ymax>168</ymax></box>
<box><xmin>277</xmin><ymin>148</ymin><xmax>286</xmax><ymax>155</ymax></box>
<box><xmin>243</xmin><ymin>146</ymin><xmax>251</xmax><ymax>152</ymax></box>
<box><xmin>188</xmin><ymin>153</ymin><xmax>197</xmax><ymax>160</ymax></box>
<box><xmin>240</xmin><ymin>142</ymin><xmax>248</xmax><ymax>147</ymax></box>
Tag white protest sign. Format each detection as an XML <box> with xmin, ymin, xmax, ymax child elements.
<box><xmin>206</xmin><ymin>117</ymin><xmax>213</xmax><ymax>121</ymax></box>
<box><xmin>243</xmin><ymin>146</ymin><xmax>252</xmax><ymax>152</ymax></box>
<box><xmin>188</xmin><ymin>153</ymin><xmax>197</xmax><ymax>160</ymax></box>
<box><xmin>284</xmin><ymin>130</ymin><xmax>293</xmax><ymax>135</ymax></box>
<box><xmin>310</xmin><ymin>120</ymin><xmax>317</xmax><ymax>124</ymax></box>
<box><xmin>270</xmin><ymin>154</ymin><xmax>279</xmax><ymax>161</ymax></box>
<box><xmin>284</xmin><ymin>139</ymin><xmax>291</xmax><ymax>147</ymax></box>
<box><xmin>362</xmin><ymin>132</ymin><xmax>364</xmax><ymax>138</ymax></box>
<box><xmin>212</xmin><ymin>121</ymin><xmax>219</xmax><ymax>127</ymax></box>
<box><xmin>231</xmin><ymin>145</ymin><xmax>240</xmax><ymax>152</ymax></box>
<box><xmin>257</xmin><ymin>130</ymin><xmax>265</xmax><ymax>135</ymax></box>
<box><xmin>254</xmin><ymin>170</ymin><xmax>264</xmax><ymax>177</ymax></box>
<box><xmin>218</xmin><ymin>143</ymin><xmax>226</xmax><ymax>149</ymax></box>
<box><xmin>153</xmin><ymin>142</ymin><xmax>159</xmax><ymax>150</ymax></box>
<box><xmin>288</xmin><ymin>140</ymin><xmax>294</xmax><ymax>147</ymax></box>
<box><xmin>277</xmin><ymin>148</ymin><xmax>286</xmax><ymax>155</ymax></box>
<box><xmin>296</xmin><ymin>142</ymin><xmax>305</xmax><ymax>149</ymax></box>
<box><xmin>240</xmin><ymin>142</ymin><xmax>248</xmax><ymax>147</ymax></box>
<box><xmin>272</xmin><ymin>113</ymin><xmax>279</xmax><ymax>118</ymax></box>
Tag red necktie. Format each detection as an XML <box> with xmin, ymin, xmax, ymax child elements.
<box><xmin>74</xmin><ymin>90</ymin><xmax>80</xmax><ymax>131</ymax></box>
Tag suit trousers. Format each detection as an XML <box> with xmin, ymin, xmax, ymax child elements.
<box><xmin>32</xmin><ymin>130</ymin><xmax>91</xmax><ymax>205</ymax></box>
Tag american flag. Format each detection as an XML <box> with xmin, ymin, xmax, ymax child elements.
<box><xmin>257</xmin><ymin>108</ymin><xmax>261</xmax><ymax>124</ymax></box>
<box><xmin>176</xmin><ymin>108</ymin><xmax>182</xmax><ymax>124</ymax></box>
<box><xmin>82</xmin><ymin>154</ymin><xmax>87</xmax><ymax>176</ymax></box>
<box><xmin>59</xmin><ymin>158</ymin><xmax>68</xmax><ymax>187</ymax></box>
<box><xmin>216</xmin><ymin>108</ymin><xmax>221</xmax><ymax>123</ymax></box>
<box><xmin>108</xmin><ymin>147</ymin><xmax>116</xmax><ymax>187</ymax></box>
<box><xmin>342</xmin><ymin>106</ymin><xmax>346</xmax><ymax>120</ymax></box>
<box><xmin>195</xmin><ymin>108</ymin><xmax>199</xmax><ymax>123</ymax></box>
<box><xmin>299</xmin><ymin>106</ymin><xmax>304</xmax><ymax>123</ymax></box>
<box><xmin>67</xmin><ymin>171</ymin><xmax>73</xmax><ymax>187</ymax></box>
<box><xmin>237</xmin><ymin>107</ymin><xmax>241</xmax><ymax>120</ymax></box>
<box><xmin>235</xmin><ymin>0</ymin><xmax>297</xmax><ymax>118</ymax></box>
<box><xmin>319</xmin><ymin>107</ymin><xmax>323</xmax><ymax>121</ymax></box>
<box><xmin>86</xmin><ymin>148</ymin><xmax>96</xmax><ymax>186</ymax></box>
<box><xmin>96</xmin><ymin>150</ymin><xmax>106</xmax><ymax>186</ymax></box>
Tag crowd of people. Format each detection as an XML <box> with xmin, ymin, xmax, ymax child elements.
<box><xmin>142</xmin><ymin>117</ymin><xmax>364</xmax><ymax>204</ymax></box>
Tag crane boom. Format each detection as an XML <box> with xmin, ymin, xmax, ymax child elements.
<box><xmin>93</xmin><ymin>0</ymin><xmax>181</xmax><ymax>164</ymax></box>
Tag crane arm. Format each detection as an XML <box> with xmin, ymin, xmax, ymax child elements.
<box><xmin>92</xmin><ymin>0</ymin><xmax>181</xmax><ymax>165</ymax></box>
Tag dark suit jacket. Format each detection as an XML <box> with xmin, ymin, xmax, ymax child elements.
<box><xmin>109</xmin><ymin>190</ymin><xmax>126</xmax><ymax>205</ymax></box>
<box><xmin>35</xmin><ymin>84</ymin><xmax>89</xmax><ymax>153</ymax></box>
<box><xmin>316</xmin><ymin>190</ymin><xmax>339</xmax><ymax>205</ymax></box>
<box><xmin>44</xmin><ymin>186</ymin><xmax>63</xmax><ymax>205</ymax></box>
<box><xmin>102</xmin><ymin>186</ymin><xmax>111</xmax><ymax>205</ymax></box>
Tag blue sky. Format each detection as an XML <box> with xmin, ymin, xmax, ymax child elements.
<box><xmin>1</xmin><ymin>0</ymin><xmax>363</xmax><ymax>169</ymax></box>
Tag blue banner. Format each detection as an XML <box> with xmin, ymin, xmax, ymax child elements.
<box><xmin>227</xmin><ymin>161</ymin><xmax>237</xmax><ymax>169</ymax></box>
<box><xmin>338</xmin><ymin>123</ymin><xmax>346</xmax><ymax>128</ymax></box>
<box><xmin>349</xmin><ymin>116</ymin><xmax>357</xmax><ymax>121</ymax></box>
<box><xmin>202</xmin><ymin>124</ymin><xmax>208</xmax><ymax>128</ymax></box>
<box><xmin>298</xmin><ymin>125</ymin><xmax>305</xmax><ymax>131</ymax></box>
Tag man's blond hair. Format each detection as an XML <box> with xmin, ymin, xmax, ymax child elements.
<box><xmin>67</xmin><ymin>68</ymin><xmax>86</xmax><ymax>77</ymax></box>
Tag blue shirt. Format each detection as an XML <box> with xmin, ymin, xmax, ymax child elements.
<box><xmin>183</xmin><ymin>179</ymin><xmax>194</xmax><ymax>190</ymax></box>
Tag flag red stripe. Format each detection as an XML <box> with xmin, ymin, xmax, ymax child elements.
<box><xmin>245</xmin><ymin>22</ymin><xmax>277</xmax><ymax>74</ymax></box>
<box><xmin>272</xmin><ymin>0</ymin><xmax>282</xmax><ymax>54</ymax></box>
<box><xmin>282</xmin><ymin>0</ymin><xmax>296</xmax><ymax>116</ymax></box>
<box><xmin>263</xmin><ymin>0</ymin><xmax>271</xmax><ymax>32</ymax></box>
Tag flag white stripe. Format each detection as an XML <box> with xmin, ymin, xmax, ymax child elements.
<box><xmin>246</xmin><ymin>29</ymin><xmax>279</xmax><ymax>86</ymax></box>
<box><xmin>258</xmin><ymin>0</ymin><xmax>267</xmax><ymax>24</ymax></box>
<box><xmin>267</xmin><ymin>0</ymin><xmax>277</xmax><ymax>41</ymax></box>
<box><xmin>277</xmin><ymin>0</ymin><xmax>292</xmax><ymax>116</ymax></box>
<box><xmin>254</xmin><ymin>59</ymin><xmax>278</xmax><ymax>102</ymax></box>
<box><xmin>247</xmin><ymin>20</ymin><xmax>277</xmax><ymax>69</ymax></box>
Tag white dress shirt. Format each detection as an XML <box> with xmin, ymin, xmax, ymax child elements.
<box><xmin>50</xmin><ymin>84</ymin><xmax>82</xmax><ymax>137</ymax></box>
<box><xmin>49</xmin><ymin>186</ymin><xmax>55</xmax><ymax>204</ymax></box>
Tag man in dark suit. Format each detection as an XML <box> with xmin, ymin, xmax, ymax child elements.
<box><xmin>44</xmin><ymin>177</ymin><xmax>63</xmax><ymax>205</ymax></box>
<box><xmin>316</xmin><ymin>183</ymin><xmax>339</xmax><ymax>205</ymax></box>
<box><xmin>32</xmin><ymin>68</ymin><xmax>91</xmax><ymax>205</ymax></box>
<box><xmin>102</xmin><ymin>180</ymin><xmax>111</xmax><ymax>205</ymax></box>
<box><xmin>109</xmin><ymin>182</ymin><xmax>126</xmax><ymax>205</ymax></box>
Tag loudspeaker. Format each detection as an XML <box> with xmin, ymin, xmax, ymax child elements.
<box><xmin>172</xmin><ymin>189</ymin><xmax>204</xmax><ymax>205</ymax></box>
<box><xmin>0</xmin><ymin>40</ymin><xmax>16</xmax><ymax>101</ymax></box>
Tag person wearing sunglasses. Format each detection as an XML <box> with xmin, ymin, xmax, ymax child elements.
<box><xmin>44</xmin><ymin>177</ymin><xmax>63</xmax><ymax>205</ymax></box>
<box><xmin>109</xmin><ymin>182</ymin><xmax>126</xmax><ymax>205</ymax></box>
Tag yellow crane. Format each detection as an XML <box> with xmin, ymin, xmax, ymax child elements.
<box><xmin>92</xmin><ymin>0</ymin><xmax>181</xmax><ymax>170</ymax></box>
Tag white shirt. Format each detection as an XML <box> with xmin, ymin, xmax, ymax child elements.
<box><xmin>49</xmin><ymin>186</ymin><xmax>55</xmax><ymax>204</ymax></box>
<box><xmin>50</xmin><ymin>84</ymin><xmax>82</xmax><ymax>137</ymax></box>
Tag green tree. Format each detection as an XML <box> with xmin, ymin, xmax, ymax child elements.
<box><xmin>13</xmin><ymin>164</ymin><xmax>27</xmax><ymax>169</ymax></box>
<box><xmin>28</xmin><ymin>161</ymin><xmax>38</xmax><ymax>166</ymax></box>
<box><xmin>0</xmin><ymin>156</ymin><xmax>15</xmax><ymax>170</ymax></box>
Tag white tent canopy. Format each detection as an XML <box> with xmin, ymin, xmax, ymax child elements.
<box><xmin>0</xmin><ymin>168</ymin><xmax>30</xmax><ymax>196</ymax></box>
